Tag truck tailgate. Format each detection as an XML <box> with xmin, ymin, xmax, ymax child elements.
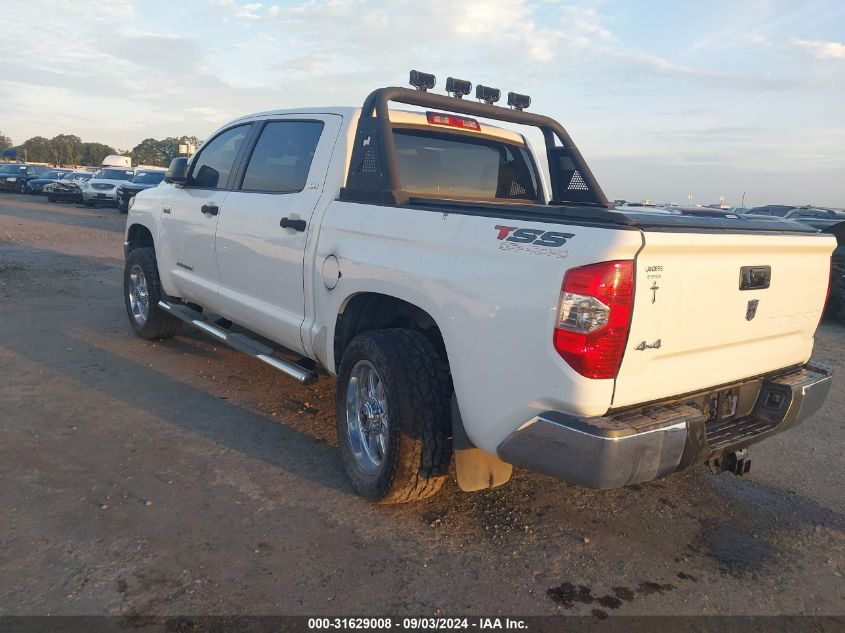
<box><xmin>612</xmin><ymin>231</ymin><xmax>835</xmax><ymax>408</ymax></box>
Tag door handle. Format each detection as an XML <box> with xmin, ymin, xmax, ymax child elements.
<box><xmin>201</xmin><ymin>204</ymin><xmax>219</xmax><ymax>216</ymax></box>
<box><xmin>279</xmin><ymin>217</ymin><xmax>307</xmax><ymax>232</ymax></box>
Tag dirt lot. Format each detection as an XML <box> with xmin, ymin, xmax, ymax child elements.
<box><xmin>0</xmin><ymin>193</ymin><xmax>843</xmax><ymax>618</ymax></box>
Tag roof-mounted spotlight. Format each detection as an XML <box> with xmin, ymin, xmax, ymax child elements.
<box><xmin>507</xmin><ymin>91</ymin><xmax>531</xmax><ymax>111</ymax></box>
<box><xmin>475</xmin><ymin>84</ymin><xmax>500</xmax><ymax>105</ymax></box>
<box><xmin>409</xmin><ymin>70</ymin><xmax>436</xmax><ymax>92</ymax></box>
<box><xmin>445</xmin><ymin>76</ymin><xmax>472</xmax><ymax>99</ymax></box>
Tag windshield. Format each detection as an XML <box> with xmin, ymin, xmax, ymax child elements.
<box><xmin>392</xmin><ymin>130</ymin><xmax>540</xmax><ymax>202</ymax></box>
<box><xmin>0</xmin><ymin>164</ymin><xmax>26</xmax><ymax>174</ymax></box>
<box><xmin>132</xmin><ymin>171</ymin><xmax>165</xmax><ymax>185</ymax></box>
<box><xmin>39</xmin><ymin>170</ymin><xmax>64</xmax><ymax>180</ymax></box>
<box><xmin>95</xmin><ymin>169</ymin><xmax>134</xmax><ymax>181</ymax></box>
<box><xmin>64</xmin><ymin>172</ymin><xmax>91</xmax><ymax>180</ymax></box>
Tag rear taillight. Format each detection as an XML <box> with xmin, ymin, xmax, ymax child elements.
<box><xmin>553</xmin><ymin>260</ymin><xmax>635</xmax><ymax>379</ymax></box>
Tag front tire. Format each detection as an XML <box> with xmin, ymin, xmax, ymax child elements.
<box><xmin>335</xmin><ymin>329</ymin><xmax>452</xmax><ymax>504</ymax></box>
<box><xmin>123</xmin><ymin>247</ymin><xmax>182</xmax><ymax>340</ymax></box>
<box><xmin>18</xmin><ymin>181</ymin><xmax>27</xmax><ymax>194</ymax></box>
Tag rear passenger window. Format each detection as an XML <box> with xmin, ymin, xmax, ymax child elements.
<box><xmin>240</xmin><ymin>121</ymin><xmax>324</xmax><ymax>193</ymax></box>
<box><xmin>190</xmin><ymin>124</ymin><xmax>250</xmax><ymax>189</ymax></box>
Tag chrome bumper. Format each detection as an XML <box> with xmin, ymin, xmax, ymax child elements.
<box><xmin>497</xmin><ymin>363</ymin><xmax>832</xmax><ymax>489</ymax></box>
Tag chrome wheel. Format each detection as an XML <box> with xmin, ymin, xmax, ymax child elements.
<box><xmin>127</xmin><ymin>264</ymin><xmax>150</xmax><ymax>326</ymax></box>
<box><xmin>345</xmin><ymin>360</ymin><xmax>389</xmax><ymax>474</ymax></box>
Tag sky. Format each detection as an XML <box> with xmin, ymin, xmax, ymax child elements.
<box><xmin>1</xmin><ymin>0</ymin><xmax>843</xmax><ymax>207</ymax></box>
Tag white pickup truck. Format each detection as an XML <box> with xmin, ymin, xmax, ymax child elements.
<box><xmin>123</xmin><ymin>73</ymin><xmax>834</xmax><ymax>503</ymax></box>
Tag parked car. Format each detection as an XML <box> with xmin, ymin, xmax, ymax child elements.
<box><xmin>24</xmin><ymin>168</ymin><xmax>75</xmax><ymax>194</ymax></box>
<box><xmin>123</xmin><ymin>75</ymin><xmax>834</xmax><ymax>503</ymax></box>
<box><xmin>81</xmin><ymin>167</ymin><xmax>135</xmax><ymax>207</ymax></box>
<box><xmin>784</xmin><ymin>207</ymin><xmax>845</xmax><ymax>222</ymax></box>
<box><xmin>44</xmin><ymin>172</ymin><xmax>93</xmax><ymax>203</ymax></box>
<box><xmin>745</xmin><ymin>205</ymin><xmax>796</xmax><ymax>217</ymax></box>
<box><xmin>664</xmin><ymin>206</ymin><xmax>744</xmax><ymax>218</ymax></box>
<box><xmin>0</xmin><ymin>163</ymin><xmax>50</xmax><ymax>193</ymax></box>
<box><xmin>615</xmin><ymin>204</ymin><xmax>680</xmax><ymax>215</ymax></box>
<box><xmin>116</xmin><ymin>169</ymin><xmax>166</xmax><ymax>213</ymax></box>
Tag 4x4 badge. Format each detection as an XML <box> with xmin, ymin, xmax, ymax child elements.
<box><xmin>635</xmin><ymin>339</ymin><xmax>662</xmax><ymax>351</ymax></box>
<box><xmin>746</xmin><ymin>299</ymin><xmax>759</xmax><ymax>321</ymax></box>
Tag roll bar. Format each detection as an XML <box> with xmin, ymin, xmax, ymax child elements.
<box><xmin>340</xmin><ymin>86</ymin><xmax>610</xmax><ymax>208</ymax></box>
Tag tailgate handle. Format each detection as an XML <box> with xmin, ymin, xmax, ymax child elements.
<box><xmin>740</xmin><ymin>265</ymin><xmax>771</xmax><ymax>290</ymax></box>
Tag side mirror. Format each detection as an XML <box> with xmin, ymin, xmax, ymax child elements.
<box><xmin>165</xmin><ymin>157</ymin><xmax>189</xmax><ymax>184</ymax></box>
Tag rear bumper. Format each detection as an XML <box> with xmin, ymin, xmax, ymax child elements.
<box><xmin>497</xmin><ymin>362</ymin><xmax>832</xmax><ymax>489</ymax></box>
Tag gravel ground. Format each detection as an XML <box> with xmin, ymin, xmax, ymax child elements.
<box><xmin>0</xmin><ymin>193</ymin><xmax>843</xmax><ymax>618</ymax></box>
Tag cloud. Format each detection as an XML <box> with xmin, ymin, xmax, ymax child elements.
<box><xmin>215</xmin><ymin>0</ymin><xmax>265</xmax><ymax>20</ymax></box>
<box><xmin>792</xmin><ymin>38</ymin><xmax>845</xmax><ymax>60</ymax></box>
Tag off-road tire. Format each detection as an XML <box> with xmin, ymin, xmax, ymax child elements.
<box><xmin>123</xmin><ymin>247</ymin><xmax>182</xmax><ymax>340</ymax></box>
<box><xmin>335</xmin><ymin>329</ymin><xmax>452</xmax><ymax>503</ymax></box>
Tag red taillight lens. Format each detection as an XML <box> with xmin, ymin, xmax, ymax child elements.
<box><xmin>426</xmin><ymin>111</ymin><xmax>481</xmax><ymax>131</ymax></box>
<box><xmin>553</xmin><ymin>260</ymin><xmax>635</xmax><ymax>379</ymax></box>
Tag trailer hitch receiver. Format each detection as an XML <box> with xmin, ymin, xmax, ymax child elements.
<box><xmin>708</xmin><ymin>448</ymin><xmax>751</xmax><ymax>477</ymax></box>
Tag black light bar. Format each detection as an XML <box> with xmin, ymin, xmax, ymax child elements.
<box><xmin>346</xmin><ymin>81</ymin><xmax>612</xmax><ymax>209</ymax></box>
<box><xmin>409</xmin><ymin>70</ymin><xmax>436</xmax><ymax>92</ymax></box>
<box><xmin>507</xmin><ymin>91</ymin><xmax>531</xmax><ymax>111</ymax></box>
<box><xmin>475</xmin><ymin>84</ymin><xmax>500</xmax><ymax>105</ymax></box>
<box><xmin>445</xmin><ymin>76</ymin><xmax>472</xmax><ymax>99</ymax></box>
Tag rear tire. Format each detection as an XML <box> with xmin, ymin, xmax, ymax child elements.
<box><xmin>335</xmin><ymin>329</ymin><xmax>452</xmax><ymax>504</ymax></box>
<box><xmin>123</xmin><ymin>247</ymin><xmax>182</xmax><ymax>340</ymax></box>
<box><xmin>47</xmin><ymin>196</ymin><xmax>55</xmax><ymax>203</ymax></box>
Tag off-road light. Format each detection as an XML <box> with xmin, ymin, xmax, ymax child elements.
<box><xmin>409</xmin><ymin>70</ymin><xmax>436</xmax><ymax>92</ymax></box>
<box><xmin>446</xmin><ymin>76</ymin><xmax>471</xmax><ymax>99</ymax></box>
<box><xmin>475</xmin><ymin>84</ymin><xmax>500</xmax><ymax>105</ymax></box>
<box><xmin>507</xmin><ymin>91</ymin><xmax>531</xmax><ymax>111</ymax></box>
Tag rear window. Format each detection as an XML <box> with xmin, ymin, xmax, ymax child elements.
<box><xmin>96</xmin><ymin>169</ymin><xmax>134</xmax><ymax>180</ymax></box>
<box><xmin>393</xmin><ymin>130</ymin><xmax>540</xmax><ymax>202</ymax></box>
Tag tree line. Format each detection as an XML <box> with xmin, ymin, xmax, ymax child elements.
<box><xmin>0</xmin><ymin>131</ymin><xmax>202</xmax><ymax>168</ymax></box>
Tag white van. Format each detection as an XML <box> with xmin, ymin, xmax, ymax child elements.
<box><xmin>102</xmin><ymin>155</ymin><xmax>131</xmax><ymax>169</ymax></box>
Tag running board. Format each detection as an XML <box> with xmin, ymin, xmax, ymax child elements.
<box><xmin>158</xmin><ymin>301</ymin><xmax>318</xmax><ymax>385</ymax></box>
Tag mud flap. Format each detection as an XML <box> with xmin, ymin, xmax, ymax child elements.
<box><xmin>452</xmin><ymin>395</ymin><xmax>512</xmax><ymax>492</ymax></box>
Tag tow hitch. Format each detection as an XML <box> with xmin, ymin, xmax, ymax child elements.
<box><xmin>708</xmin><ymin>448</ymin><xmax>751</xmax><ymax>477</ymax></box>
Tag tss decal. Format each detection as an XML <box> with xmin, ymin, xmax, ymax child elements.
<box><xmin>494</xmin><ymin>225</ymin><xmax>574</xmax><ymax>248</ymax></box>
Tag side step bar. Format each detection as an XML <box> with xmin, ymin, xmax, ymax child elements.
<box><xmin>158</xmin><ymin>301</ymin><xmax>318</xmax><ymax>385</ymax></box>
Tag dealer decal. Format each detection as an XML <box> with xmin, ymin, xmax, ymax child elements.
<box><xmin>494</xmin><ymin>225</ymin><xmax>574</xmax><ymax>259</ymax></box>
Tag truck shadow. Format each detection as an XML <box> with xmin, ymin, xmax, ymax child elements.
<box><xmin>2</xmin><ymin>327</ymin><xmax>355</xmax><ymax>498</ymax></box>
